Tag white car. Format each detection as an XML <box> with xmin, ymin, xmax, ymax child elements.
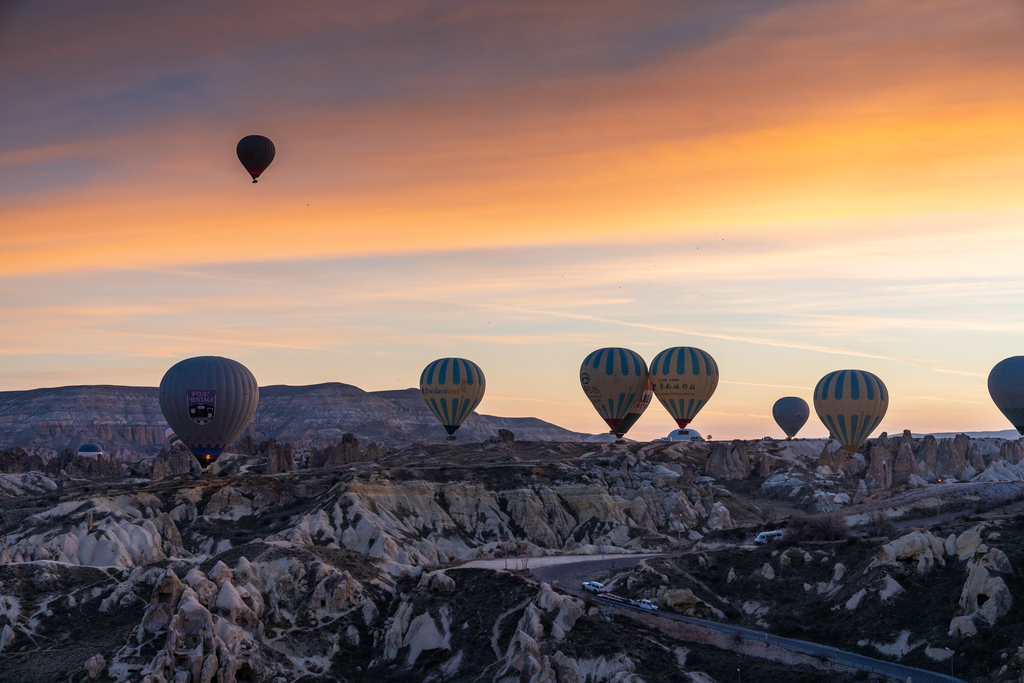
<box><xmin>582</xmin><ymin>581</ymin><xmax>604</xmax><ymax>593</ymax></box>
<box><xmin>631</xmin><ymin>598</ymin><xmax>658</xmax><ymax>611</ymax></box>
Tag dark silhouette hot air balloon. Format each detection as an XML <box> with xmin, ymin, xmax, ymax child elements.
<box><xmin>813</xmin><ymin>370</ymin><xmax>887</xmax><ymax>455</ymax></box>
<box><xmin>159</xmin><ymin>356</ymin><xmax>259</xmax><ymax>467</ymax></box>
<box><xmin>236</xmin><ymin>135</ymin><xmax>275</xmax><ymax>183</ymax></box>
<box><xmin>773</xmin><ymin>397</ymin><xmax>809</xmax><ymax>439</ymax></box>
<box><xmin>420</xmin><ymin>358</ymin><xmax>486</xmax><ymax>441</ymax></box>
<box><xmin>616</xmin><ymin>380</ymin><xmax>654</xmax><ymax>438</ymax></box>
<box><xmin>988</xmin><ymin>357</ymin><xmax>1024</xmax><ymax>436</ymax></box>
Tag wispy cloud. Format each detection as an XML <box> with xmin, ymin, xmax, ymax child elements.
<box><xmin>0</xmin><ymin>0</ymin><xmax>1021</xmax><ymax>437</ymax></box>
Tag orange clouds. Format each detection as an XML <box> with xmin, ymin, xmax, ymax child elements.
<box><xmin>1</xmin><ymin>1</ymin><xmax>1021</xmax><ymax>275</ymax></box>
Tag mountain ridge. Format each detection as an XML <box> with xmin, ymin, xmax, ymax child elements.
<box><xmin>0</xmin><ymin>382</ymin><xmax>588</xmax><ymax>459</ymax></box>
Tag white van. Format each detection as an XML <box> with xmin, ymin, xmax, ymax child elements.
<box><xmin>754</xmin><ymin>530</ymin><xmax>784</xmax><ymax>545</ymax></box>
<box><xmin>582</xmin><ymin>581</ymin><xmax>604</xmax><ymax>593</ymax></box>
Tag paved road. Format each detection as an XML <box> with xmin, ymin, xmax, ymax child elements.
<box><xmin>533</xmin><ymin>558</ymin><xmax>966</xmax><ymax>683</ymax></box>
<box><xmin>894</xmin><ymin>510</ymin><xmax>975</xmax><ymax>531</ymax></box>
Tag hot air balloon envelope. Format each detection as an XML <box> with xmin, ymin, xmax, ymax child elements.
<box><xmin>813</xmin><ymin>370</ymin><xmax>888</xmax><ymax>455</ymax></box>
<box><xmin>580</xmin><ymin>348</ymin><xmax>649</xmax><ymax>439</ymax></box>
<box><xmin>165</xmin><ymin>426</ymin><xmax>183</xmax><ymax>448</ymax></box>
<box><xmin>159</xmin><ymin>356</ymin><xmax>259</xmax><ymax>466</ymax></box>
<box><xmin>77</xmin><ymin>443</ymin><xmax>103</xmax><ymax>459</ymax></box>
<box><xmin>988</xmin><ymin>356</ymin><xmax>1024</xmax><ymax>436</ymax></box>
<box><xmin>650</xmin><ymin>347</ymin><xmax>719</xmax><ymax>429</ymax></box>
<box><xmin>420</xmin><ymin>358</ymin><xmax>486</xmax><ymax>440</ymax></box>
<box><xmin>616</xmin><ymin>381</ymin><xmax>654</xmax><ymax>438</ymax></box>
<box><xmin>236</xmin><ymin>135</ymin><xmax>275</xmax><ymax>183</ymax></box>
<box><xmin>772</xmin><ymin>397</ymin><xmax>810</xmax><ymax>439</ymax></box>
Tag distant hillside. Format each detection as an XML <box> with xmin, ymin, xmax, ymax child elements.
<box><xmin>912</xmin><ymin>430</ymin><xmax>1023</xmax><ymax>439</ymax></box>
<box><xmin>0</xmin><ymin>383</ymin><xmax>588</xmax><ymax>459</ymax></box>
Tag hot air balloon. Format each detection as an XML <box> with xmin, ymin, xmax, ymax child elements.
<box><xmin>772</xmin><ymin>397</ymin><xmax>810</xmax><ymax>439</ymax></box>
<box><xmin>616</xmin><ymin>381</ymin><xmax>654</xmax><ymax>437</ymax></box>
<box><xmin>988</xmin><ymin>357</ymin><xmax>1024</xmax><ymax>436</ymax></box>
<box><xmin>813</xmin><ymin>370</ymin><xmax>887</xmax><ymax>455</ymax></box>
<box><xmin>159</xmin><ymin>356</ymin><xmax>259</xmax><ymax>467</ymax></box>
<box><xmin>420</xmin><ymin>358</ymin><xmax>486</xmax><ymax>441</ymax></box>
<box><xmin>236</xmin><ymin>135</ymin><xmax>275</xmax><ymax>183</ymax></box>
<box><xmin>165</xmin><ymin>426</ymin><xmax>183</xmax><ymax>448</ymax></box>
<box><xmin>579</xmin><ymin>348</ymin><xmax>649</xmax><ymax>440</ymax></box>
<box><xmin>650</xmin><ymin>347</ymin><xmax>719</xmax><ymax>429</ymax></box>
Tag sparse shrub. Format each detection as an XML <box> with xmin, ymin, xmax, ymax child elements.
<box><xmin>785</xmin><ymin>513</ymin><xmax>849</xmax><ymax>542</ymax></box>
<box><xmin>864</xmin><ymin>510</ymin><xmax>895</xmax><ymax>537</ymax></box>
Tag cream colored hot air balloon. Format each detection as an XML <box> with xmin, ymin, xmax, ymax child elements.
<box><xmin>813</xmin><ymin>369</ymin><xmax>888</xmax><ymax>455</ymax></box>
<box><xmin>650</xmin><ymin>347</ymin><xmax>719</xmax><ymax>429</ymax></box>
<box><xmin>579</xmin><ymin>348</ymin><xmax>649</xmax><ymax>440</ymax></box>
<box><xmin>420</xmin><ymin>358</ymin><xmax>486</xmax><ymax>441</ymax></box>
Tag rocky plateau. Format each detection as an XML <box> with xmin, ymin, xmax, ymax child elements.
<box><xmin>1</xmin><ymin>424</ymin><xmax>1024</xmax><ymax>682</ymax></box>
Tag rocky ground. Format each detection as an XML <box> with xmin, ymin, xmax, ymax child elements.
<box><xmin>0</xmin><ymin>432</ymin><xmax>1023</xmax><ymax>682</ymax></box>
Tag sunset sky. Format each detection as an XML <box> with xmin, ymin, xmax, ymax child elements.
<box><xmin>2</xmin><ymin>0</ymin><xmax>1023</xmax><ymax>440</ymax></box>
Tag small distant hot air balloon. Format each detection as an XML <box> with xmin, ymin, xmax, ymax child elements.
<box><xmin>650</xmin><ymin>347</ymin><xmax>719</xmax><ymax>429</ymax></box>
<box><xmin>772</xmin><ymin>397</ymin><xmax>810</xmax><ymax>439</ymax></box>
<box><xmin>580</xmin><ymin>348</ymin><xmax>649</xmax><ymax>441</ymax></box>
<box><xmin>420</xmin><ymin>358</ymin><xmax>486</xmax><ymax>441</ymax></box>
<box><xmin>813</xmin><ymin>370</ymin><xmax>888</xmax><ymax>455</ymax></box>
<box><xmin>988</xmin><ymin>357</ymin><xmax>1024</xmax><ymax>436</ymax></box>
<box><xmin>165</xmin><ymin>426</ymin><xmax>183</xmax><ymax>448</ymax></box>
<box><xmin>77</xmin><ymin>443</ymin><xmax>103</xmax><ymax>459</ymax></box>
<box><xmin>236</xmin><ymin>135</ymin><xmax>275</xmax><ymax>183</ymax></box>
<box><xmin>159</xmin><ymin>356</ymin><xmax>260</xmax><ymax>467</ymax></box>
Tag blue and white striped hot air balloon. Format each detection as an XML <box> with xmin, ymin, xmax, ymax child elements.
<box><xmin>579</xmin><ymin>348</ymin><xmax>649</xmax><ymax>439</ymax></box>
<box><xmin>813</xmin><ymin>370</ymin><xmax>888</xmax><ymax>454</ymax></box>
<box><xmin>420</xmin><ymin>358</ymin><xmax>486</xmax><ymax>441</ymax></box>
<box><xmin>650</xmin><ymin>347</ymin><xmax>719</xmax><ymax>429</ymax></box>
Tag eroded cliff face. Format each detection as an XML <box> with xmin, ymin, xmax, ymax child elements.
<box><xmin>268</xmin><ymin>462</ymin><xmax>712</xmax><ymax>569</ymax></box>
<box><xmin>0</xmin><ymin>545</ymin><xmax>703</xmax><ymax>683</ymax></box>
<box><xmin>2</xmin><ymin>435</ymin><xmax>1024</xmax><ymax>681</ymax></box>
<box><xmin>0</xmin><ymin>446</ymin><xmax>724</xmax><ymax>573</ymax></box>
<box><xmin>0</xmin><ymin>442</ymin><xmax>737</xmax><ymax>682</ymax></box>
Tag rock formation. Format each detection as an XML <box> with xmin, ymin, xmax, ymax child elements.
<box><xmin>149</xmin><ymin>444</ymin><xmax>202</xmax><ymax>480</ymax></box>
<box><xmin>0</xmin><ymin>434</ymin><xmax>1020</xmax><ymax>680</ymax></box>
<box><xmin>44</xmin><ymin>447</ymin><xmax>123</xmax><ymax>478</ymax></box>
<box><xmin>308</xmin><ymin>433</ymin><xmax>362</xmax><ymax>468</ymax></box>
<box><xmin>0</xmin><ymin>447</ymin><xmax>45</xmax><ymax>473</ymax></box>
<box><xmin>705</xmin><ymin>440</ymin><xmax>750</xmax><ymax>480</ymax></box>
